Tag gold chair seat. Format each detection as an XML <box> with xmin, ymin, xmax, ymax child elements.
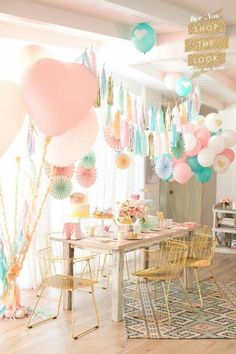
<box><xmin>185</xmin><ymin>257</ymin><xmax>211</xmax><ymax>268</ymax></box>
<box><xmin>44</xmin><ymin>275</ymin><xmax>97</xmax><ymax>290</ymax></box>
<box><xmin>133</xmin><ymin>266</ymin><xmax>182</xmax><ymax>281</ymax></box>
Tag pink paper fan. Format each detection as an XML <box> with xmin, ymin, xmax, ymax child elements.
<box><xmin>104</xmin><ymin>127</ymin><xmax>122</xmax><ymax>151</ymax></box>
<box><xmin>76</xmin><ymin>164</ymin><xmax>97</xmax><ymax>188</ymax></box>
<box><xmin>45</xmin><ymin>162</ymin><xmax>75</xmax><ymax>178</ymax></box>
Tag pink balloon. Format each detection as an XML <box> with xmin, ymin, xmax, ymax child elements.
<box><xmin>172</xmin><ymin>153</ymin><xmax>187</xmax><ymax>165</ymax></box>
<box><xmin>186</xmin><ymin>139</ymin><xmax>202</xmax><ymax>157</ymax></box>
<box><xmin>164</xmin><ymin>72</ymin><xmax>180</xmax><ymax>90</ymax></box>
<box><xmin>21</xmin><ymin>58</ymin><xmax>97</xmax><ymax>137</ymax></box>
<box><xmin>46</xmin><ymin>108</ymin><xmax>99</xmax><ymax>167</ymax></box>
<box><xmin>182</xmin><ymin>122</ymin><xmax>196</xmax><ymax>134</ymax></box>
<box><xmin>220</xmin><ymin>148</ymin><xmax>235</xmax><ymax>162</ymax></box>
<box><xmin>195</xmin><ymin>128</ymin><xmax>211</xmax><ymax>147</ymax></box>
<box><xmin>173</xmin><ymin>162</ymin><xmax>192</xmax><ymax>184</ymax></box>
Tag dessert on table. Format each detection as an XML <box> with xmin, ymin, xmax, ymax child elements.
<box><xmin>69</xmin><ymin>192</ymin><xmax>90</xmax><ymax>218</ymax></box>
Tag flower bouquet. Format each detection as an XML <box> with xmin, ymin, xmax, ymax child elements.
<box><xmin>116</xmin><ymin>199</ymin><xmax>146</xmax><ymax>237</ymax></box>
<box><xmin>219</xmin><ymin>197</ymin><xmax>231</xmax><ymax>209</ymax></box>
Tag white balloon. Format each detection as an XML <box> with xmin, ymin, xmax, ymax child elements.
<box><xmin>208</xmin><ymin>135</ymin><xmax>226</xmax><ymax>154</ymax></box>
<box><xmin>164</xmin><ymin>72</ymin><xmax>180</xmax><ymax>90</ymax></box>
<box><xmin>184</xmin><ymin>133</ymin><xmax>197</xmax><ymax>151</ymax></box>
<box><xmin>221</xmin><ymin>129</ymin><xmax>236</xmax><ymax>148</ymax></box>
<box><xmin>198</xmin><ymin>148</ymin><xmax>215</xmax><ymax>167</ymax></box>
<box><xmin>213</xmin><ymin>155</ymin><xmax>230</xmax><ymax>173</ymax></box>
<box><xmin>205</xmin><ymin>113</ymin><xmax>222</xmax><ymax>132</ymax></box>
<box><xmin>46</xmin><ymin>108</ymin><xmax>99</xmax><ymax>167</ymax></box>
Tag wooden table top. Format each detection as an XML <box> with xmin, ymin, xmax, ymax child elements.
<box><xmin>49</xmin><ymin>223</ymin><xmax>199</xmax><ymax>252</ymax></box>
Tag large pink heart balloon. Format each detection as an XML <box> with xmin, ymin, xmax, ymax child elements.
<box><xmin>46</xmin><ymin>108</ymin><xmax>99</xmax><ymax>167</ymax></box>
<box><xmin>21</xmin><ymin>59</ymin><xmax>97</xmax><ymax>137</ymax></box>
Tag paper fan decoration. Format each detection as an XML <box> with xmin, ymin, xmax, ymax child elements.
<box><xmin>45</xmin><ymin>163</ymin><xmax>74</xmax><ymax>178</ymax></box>
<box><xmin>171</xmin><ymin>133</ymin><xmax>185</xmax><ymax>159</ymax></box>
<box><xmin>104</xmin><ymin>127</ymin><xmax>122</xmax><ymax>151</ymax></box>
<box><xmin>155</xmin><ymin>154</ymin><xmax>173</xmax><ymax>181</ymax></box>
<box><xmin>81</xmin><ymin>151</ymin><xmax>96</xmax><ymax>169</ymax></box>
<box><xmin>115</xmin><ymin>153</ymin><xmax>131</xmax><ymax>169</ymax></box>
<box><xmin>50</xmin><ymin>176</ymin><xmax>72</xmax><ymax>200</ymax></box>
<box><xmin>76</xmin><ymin>165</ymin><xmax>97</xmax><ymax>188</ymax></box>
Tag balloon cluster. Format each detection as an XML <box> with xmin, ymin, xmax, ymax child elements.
<box><xmin>155</xmin><ymin>113</ymin><xmax>236</xmax><ymax>184</ymax></box>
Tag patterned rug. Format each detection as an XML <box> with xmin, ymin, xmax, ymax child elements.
<box><xmin>124</xmin><ymin>280</ymin><xmax>236</xmax><ymax>339</ymax></box>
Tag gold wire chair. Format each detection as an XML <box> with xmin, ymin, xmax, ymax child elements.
<box><xmin>28</xmin><ymin>248</ymin><xmax>100</xmax><ymax>339</ymax></box>
<box><xmin>185</xmin><ymin>233</ymin><xmax>235</xmax><ymax>308</ymax></box>
<box><xmin>131</xmin><ymin>241</ymin><xmax>194</xmax><ymax>324</ymax></box>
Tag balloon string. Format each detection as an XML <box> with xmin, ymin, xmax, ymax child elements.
<box><xmin>14</xmin><ymin>157</ymin><xmax>21</xmax><ymax>243</ymax></box>
<box><xmin>25</xmin><ymin>137</ymin><xmax>51</xmax><ymax>236</ymax></box>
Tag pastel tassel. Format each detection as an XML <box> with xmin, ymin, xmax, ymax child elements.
<box><xmin>101</xmin><ymin>65</ymin><xmax>107</xmax><ymax>99</ymax></box>
<box><xmin>126</xmin><ymin>92</ymin><xmax>132</xmax><ymax>122</ymax></box>
<box><xmin>106</xmin><ymin>104</ymin><xmax>113</xmax><ymax>127</ymax></box>
<box><xmin>141</xmin><ymin>104</ymin><xmax>146</xmax><ymax>130</ymax></box>
<box><xmin>147</xmin><ymin>132</ymin><xmax>154</xmax><ymax>159</ymax></box>
<box><xmin>94</xmin><ymin>75</ymin><xmax>101</xmax><ymax>108</ymax></box>
<box><xmin>194</xmin><ymin>84</ymin><xmax>201</xmax><ymax>114</ymax></box>
<box><xmin>186</xmin><ymin>98</ymin><xmax>191</xmax><ymax>121</ymax></box>
<box><xmin>122</xmin><ymin>120</ymin><xmax>130</xmax><ymax>148</ymax></box>
<box><xmin>172</xmin><ymin>105</ymin><xmax>182</xmax><ymax>132</ymax></box>
<box><xmin>107</xmin><ymin>75</ymin><xmax>114</xmax><ymax>105</ymax></box>
<box><xmin>141</xmin><ymin>130</ymin><xmax>147</xmax><ymax>156</ymax></box>
<box><xmin>148</xmin><ymin>105</ymin><xmax>156</xmax><ymax>131</ymax></box>
<box><xmin>119</xmin><ymin>84</ymin><xmax>124</xmax><ymax>114</ymax></box>
<box><xmin>133</xmin><ymin>97</ymin><xmax>138</xmax><ymax>127</ymax></box>
<box><xmin>157</xmin><ymin>108</ymin><xmax>165</xmax><ymax>133</ymax></box>
<box><xmin>154</xmin><ymin>132</ymin><xmax>162</xmax><ymax>157</ymax></box>
<box><xmin>180</xmin><ymin>102</ymin><xmax>187</xmax><ymax>125</ymax></box>
<box><xmin>134</xmin><ymin>128</ymin><xmax>142</xmax><ymax>155</ymax></box>
<box><xmin>170</xmin><ymin>123</ymin><xmax>177</xmax><ymax>148</ymax></box>
<box><xmin>81</xmin><ymin>50</ymin><xmax>90</xmax><ymax>69</ymax></box>
<box><xmin>90</xmin><ymin>47</ymin><xmax>97</xmax><ymax>76</ymax></box>
<box><xmin>165</xmin><ymin>105</ymin><xmax>172</xmax><ymax>131</ymax></box>
<box><xmin>112</xmin><ymin>111</ymin><xmax>121</xmax><ymax>139</ymax></box>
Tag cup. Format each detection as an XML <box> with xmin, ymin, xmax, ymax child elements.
<box><xmin>88</xmin><ymin>226</ymin><xmax>95</xmax><ymax>237</ymax></box>
<box><xmin>117</xmin><ymin>231</ymin><xmax>125</xmax><ymax>242</ymax></box>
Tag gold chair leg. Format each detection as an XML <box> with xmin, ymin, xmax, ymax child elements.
<box><xmin>28</xmin><ymin>286</ymin><xmax>62</xmax><ymax>329</ymax></box>
<box><xmin>178</xmin><ymin>277</ymin><xmax>195</xmax><ymax>313</ymax></box>
<box><xmin>194</xmin><ymin>269</ymin><xmax>203</xmax><ymax>308</ymax></box>
<box><xmin>162</xmin><ymin>281</ymin><xmax>171</xmax><ymax>324</ymax></box>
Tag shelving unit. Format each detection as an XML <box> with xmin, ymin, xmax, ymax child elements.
<box><xmin>212</xmin><ymin>208</ymin><xmax>236</xmax><ymax>254</ymax></box>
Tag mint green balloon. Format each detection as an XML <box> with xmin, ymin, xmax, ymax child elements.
<box><xmin>175</xmin><ymin>77</ymin><xmax>192</xmax><ymax>97</ymax></box>
<box><xmin>131</xmin><ymin>23</ymin><xmax>156</xmax><ymax>54</ymax></box>
<box><xmin>187</xmin><ymin>156</ymin><xmax>202</xmax><ymax>173</ymax></box>
<box><xmin>195</xmin><ymin>167</ymin><xmax>212</xmax><ymax>183</ymax></box>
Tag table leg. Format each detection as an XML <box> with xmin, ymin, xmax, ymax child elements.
<box><xmin>63</xmin><ymin>243</ymin><xmax>74</xmax><ymax>310</ymax></box>
<box><xmin>111</xmin><ymin>250</ymin><xmax>124</xmax><ymax>322</ymax></box>
<box><xmin>183</xmin><ymin>230</ymin><xmax>194</xmax><ymax>289</ymax></box>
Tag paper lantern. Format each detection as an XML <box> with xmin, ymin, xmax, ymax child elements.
<box><xmin>184</xmin><ymin>133</ymin><xmax>197</xmax><ymax>152</ymax></box>
<box><xmin>115</xmin><ymin>153</ymin><xmax>131</xmax><ymax>169</ymax></box>
<box><xmin>187</xmin><ymin>156</ymin><xmax>203</xmax><ymax>173</ymax></box>
<box><xmin>185</xmin><ymin>139</ymin><xmax>202</xmax><ymax>157</ymax></box>
<box><xmin>104</xmin><ymin>127</ymin><xmax>122</xmax><ymax>151</ymax></box>
<box><xmin>76</xmin><ymin>165</ymin><xmax>97</xmax><ymax>188</ymax></box>
<box><xmin>208</xmin><ymin>135</ymin><xmax>226</xmax><ymax>154</ymax></box>
<box><xmin>205</xmin><ymin>113</ymin><xmax>222</xmax><ymax>132</ymax></box>
<box><xmin>196</xmin><ymin>128</ymin><xmax>211</xmax><ymax>147</ymax></box>
<box><xmin>197</xmin><ymin>148</ymin><xmax>215</xmax><ymax>167</ymax></box>
<box><xmin>154</xmin><ymin>155</ymin><xmax>173</xmax><ymax>180</ymax></box>
<box><xmin>45</xmin><ymin>163</ymin><xmax>74</xmax><ymax>178</ymax></box>
<box><xmin>50</xmin><ymin>176</ymin><xmax>72</xmax><ymax>200</ymax></box>
<box><xmin>173</xmin><ymin>162</ymin><xmax>192</xmax><ymax>184</ymax></box>
<box><xmin>195</xmin><ymin>167</ymin><xmax>212</xmax><ymax>183</ymax></box>
<box><xmin>221</xmin><ymin>148</ymin><xmax>235</xmax><ymax>163</ymax></box>
<box><xmin>81</xmin><ymin>151</ymin><xmax>96</xmax><ymax>169</ymax></box>
<box><xmin>221</xmin><ymin>130</ymin><xmax>236</xmax><ymax>148</ymax></box>
<box><xmin>131</xmin><ymin>23</ymin><xmax>156</xmax><ymax>54</ymax></box>
<box><xmin>175</xmin><ymin>77</ymin><xmax>192</xmax><ymax>97</ymax></box>
<box><xmin>213</xmin><ymin>155</ymin><xmax>230</xmax><ymax>173</ymax></box>
<box><xmin>164</xmin><ymin>72</ymin><xmax>180</xmax><ymax>90</ymax></box>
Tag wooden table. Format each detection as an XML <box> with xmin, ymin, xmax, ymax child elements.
<box><xmin>50</xmin><ymin>223</ymin><xmax>199</xmax><ymax>322</ymax></box>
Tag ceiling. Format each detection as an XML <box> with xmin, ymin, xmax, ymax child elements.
<box><xmin>1</xmin><ymin>0</ymin><xmax>236</xmax><ymax>109</ymax></box>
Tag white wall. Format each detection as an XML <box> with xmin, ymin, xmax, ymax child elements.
<box><xmin>217</xmin><ymin>104</ymin><xmax>236</xmax><ymax>201</ymax></box>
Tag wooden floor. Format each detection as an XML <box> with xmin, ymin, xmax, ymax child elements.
<box><xmin>1</xmin><ymin>254</ymin><xmax>236</xmax><ymax>354</ymax></box>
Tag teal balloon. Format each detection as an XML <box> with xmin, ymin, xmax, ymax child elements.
<box><xmin>187</xmin><ymin>156</ymin><xmax>202</xmax><ymax>173</ymax></box>
<box><xmin>195</xmin><ymin>167</ymin><xmax>213</xmax><ymax>183</ymax></box>
<box><xmin>131</xmin><ymin>23</ymin><xmax>156</xmax><ymax>54</ymax></box>
<box><xmin>175</xmin><ymin>77</ymin><xmax>192</xmax><ymax>97</ymax></box>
